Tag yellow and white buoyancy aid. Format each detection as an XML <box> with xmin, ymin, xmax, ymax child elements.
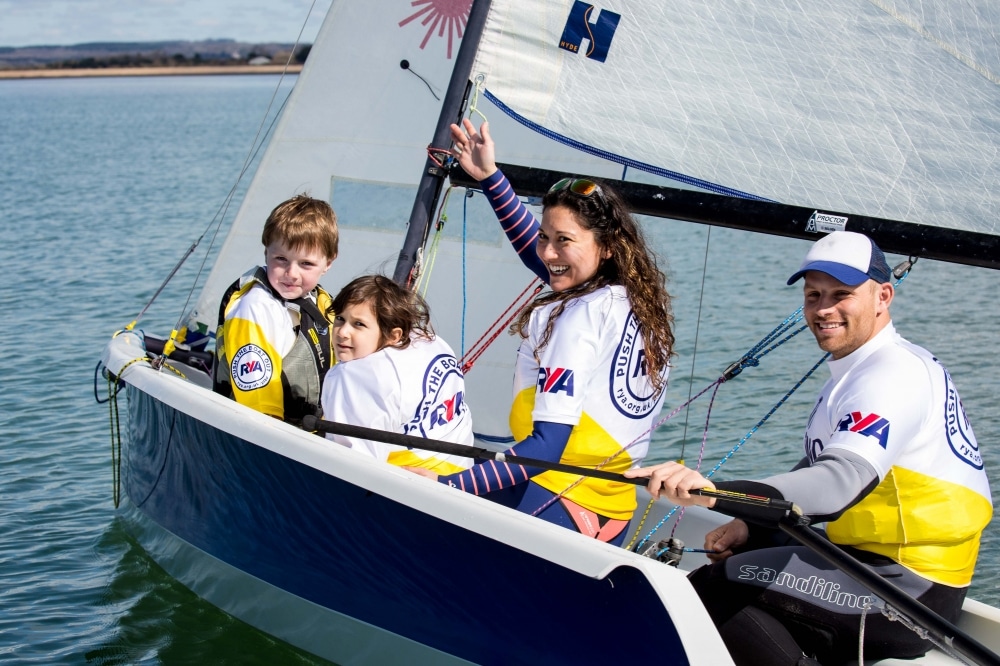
<box><xmin>214</xmin><ymin>267</ymin><xmax>335</xmax><ymax>423</ymax></box>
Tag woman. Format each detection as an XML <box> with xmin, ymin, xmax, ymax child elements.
<box><xmin>408</xmin><ymin>119</ymin><xmax>675</xmax><ymax>546</ymax></box>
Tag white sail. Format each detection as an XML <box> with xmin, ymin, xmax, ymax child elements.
<box><xmin>471</xmin><ymin>0</ymin><xmax>1000</xmax><ymax>234</ymax></box>
<box><xmin>189</xmin><ymin>0</ymin><xmax>999</xmax><ymax>436</ymax></box>
<box><xmin>189</xmin><ymin>0</ymin><xmax>622</xmax><ymax>437</ymax></box>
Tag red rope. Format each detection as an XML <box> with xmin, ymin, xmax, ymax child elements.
<box><xmin>426</xmin><ymin>145</ymin><xmax>453</xmax><ymax>169</ymax></box>
<box><xmin>461</xmin><ymin>278</ymin><xmax>543</xmax><ymax>373</ymax></box>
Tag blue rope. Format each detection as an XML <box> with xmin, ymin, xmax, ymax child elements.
<box><xmin>461</xmin><ymin>191</ymin><xmax>469</xmax><ymax>356</ymax></box>
<box><xmin>484</xmin><ymin>89</ymin><xmax>775</xmax><ymax>202</ymax></box>
<box><xmin>635</xmin><ymin>352</ymin><xmax>828</xmax><ymax>552</ymax></box>
<box><xmin>721</xmin><ymin>308</ymin><xmax>806</xmax><ymax>381</ymax></box>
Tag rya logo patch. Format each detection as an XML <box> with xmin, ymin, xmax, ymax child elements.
<box><xmin>404</xmin><ymin>353</ymin><xmax>468</xmax><ymax>438</ymax></box>
<box><xmin>610</xmin><ymin>312</ymin><xmax>659</xmax><ymax>419</ymax></box>
<box><xmin>429</xmin><ymin>391</ymin><xmax>465</xmax><ymax>428</ymax></box>
<box><xmin>231</xmin><ymin>344</ymin><xmax>273</xmax><ymax>392</ymax></box>
<box><xmin>944</xmin><ymin>369</ymin><xmax>982</xmax><ymax>469</ymax></box>
<box><xmin>836</xmin><ymin>412</ymin><xmax>890</xmax><ymax>449</ymax></box>
<box><xmin>537</xmin><ymin>367</ymin><xmax>575</xmax><ymax>396</ymax></box>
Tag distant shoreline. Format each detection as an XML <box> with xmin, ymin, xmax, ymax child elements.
<box><xmin>0</xmin><ymin>64</ymin><xmax>303</xmax><ymax>80</ymax></box>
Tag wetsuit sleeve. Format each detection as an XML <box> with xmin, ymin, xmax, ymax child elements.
<box><xmin>224</xmin><ymin>294</ymin><xmax>287</xmax><ymax>419</ymax></box>
<box><xmin>438</xmin><ymin>421</ymin><xmax>573</xmax><ymax>494</ymax></box>
<box><xmin>712</xmin><ymin>449</ymin><xmax>879</xmax><ymax>526</ymax></box>
<box><xmin>479</xmin><ymin>170</ymin><xmax>548</xmax><ymax>283</ymax></box>
<box><xmin>320</xmin><ymin>355</ymin><xmax>400</xmax><ymax>461</ymax></box>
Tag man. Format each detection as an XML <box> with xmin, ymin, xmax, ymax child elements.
<box><xmin>625</xmin><ymin>231</ymin><xmax>992</xmax><ymax>665</ymax></box>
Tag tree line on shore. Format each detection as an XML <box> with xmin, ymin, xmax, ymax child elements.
<box><xmin>0</xmin><ymin>41</ymin><xmax>311</xmax><ymax>71</ymax></box>
<box><xmin>40</xmin><ymin>47</ymin><xmax>310</xmax><ymax>70</ymax></box>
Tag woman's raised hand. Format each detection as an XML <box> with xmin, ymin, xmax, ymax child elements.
<box><xmin>449</xmin><ymin>118</ymin><xmax>498</xmax><ymax>181</ymax></box>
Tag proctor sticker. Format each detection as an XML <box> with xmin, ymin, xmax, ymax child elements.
<box><xmin>231</xmin><ymin>344</ymin><xmax>273</xmax><ymax>392</ymax></box>
<box><xmin>805</xmin><ymin>211</ymin><xmax>848</xmax><ymax>233</ymax></box>
<box><xmin>609</xmin><ymin>312</ymin><xmax>658</xmax><ymax>418</ymax></box>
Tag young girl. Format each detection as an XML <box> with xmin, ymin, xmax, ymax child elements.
<box><xmin>320</xmin><ymin>275</ymin><xmax>474</xmax><ymax>473</ymax></box>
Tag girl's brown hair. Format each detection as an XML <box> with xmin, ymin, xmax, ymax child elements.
<box><xmin>329</xmin><ymin>275</ymin><xmax>433</xmax><ymax>350</ymax></box>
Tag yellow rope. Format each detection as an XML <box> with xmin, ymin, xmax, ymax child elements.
<box><xmin>624</xmin><ymin>497</ymin><xmax>658</xmax><ymax>551</ymax></box>
<box><xmin>156</xmin><ymin>359</ymin><xmax>188</xmax><ymax>381</ymax></box>
<box><xmin>415</xmin><ymin>186</ymin><xmax>453</xmax><ymax>296</ymax></box>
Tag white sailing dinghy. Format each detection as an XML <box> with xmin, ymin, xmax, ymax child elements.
<box><xmin>100</xmin><ymin>0</ymin><xmax>1000</xmax><ymax>664</ymax></box>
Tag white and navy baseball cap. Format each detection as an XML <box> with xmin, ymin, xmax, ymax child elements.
<box><xmin>787</xmin><ymin>231</ymin><xmax>892</xmax><ymax>286</ymax></box>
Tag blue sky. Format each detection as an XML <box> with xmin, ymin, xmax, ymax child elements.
<box><xmin>0</xmin><ymin>0</ymin><xmax>335</xmax><ymax>48</ymax></box>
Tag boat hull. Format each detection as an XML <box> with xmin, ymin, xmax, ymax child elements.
<box><xmin>112</xmin><ymin>340</ymin><xmax>727</xmax><ymax>664</ymax></box>
<box><xmin>104</xmin><ymin>332</ymin><xmax>1000</xmax><ymax>665</ymax></box>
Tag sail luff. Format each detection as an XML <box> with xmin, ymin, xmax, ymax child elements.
<box><xmin>392</xmin><ymin>0</ymin><xmax>494</xmax><ymax>285</ymax></box>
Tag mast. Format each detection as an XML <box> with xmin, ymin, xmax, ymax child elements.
<box><xmin>392</xmin><ymin>0</ymin><xmax>493</xmax><ymax>285</ymax></box>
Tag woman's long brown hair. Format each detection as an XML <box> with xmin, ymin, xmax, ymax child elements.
<box><xmin>513</xmin><ymin>181</ymin><xmax>675</xmax><ymax>392</ymax></box>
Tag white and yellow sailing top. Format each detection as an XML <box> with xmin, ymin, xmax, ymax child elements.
<box><xmin>510</xmin><ymin>285</ymin><xmax>667</xmax><ymax>520</ymax></box>
<box><xmin>806</xmin><ymin>324</ymin><xmax>992</xmax><ymax>586</ymax></box>
<box><xmin>320</xmin><ymin>334</ymin><xmax>474</xmax><ymax>474</ymax></box>
<box><xmin>219</xmin><ymin>268</ymin><xmax>334</xmax><ymax>422</ymax></box>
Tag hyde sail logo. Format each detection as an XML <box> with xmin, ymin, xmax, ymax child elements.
<box><xmin>836</xmin><ymin>412</ymin><xmax>890</xmax><ymax>449</ymax></box>
<box><xmin>558</xmin><ymin>1</ymin><xmax>621</xmax><ymax>63</ymax></box>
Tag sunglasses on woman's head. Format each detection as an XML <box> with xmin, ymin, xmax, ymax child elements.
<box><xmin>548</xmin><ymin>177</ymin><xmax>609</xmax><ymax>211</ymax></box>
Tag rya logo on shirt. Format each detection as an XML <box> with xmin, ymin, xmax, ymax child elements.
<box><xmin>404</xmin><ymin>353</ymin><xmax>468</xmax><ymax>438</ymax></box>
<box><xmin>231</xmin><ymin>344</ymin><xmax>273</xmax><ymax>392</ymax></box>
<box><xmin>537</xmin><ymin>367</ymin><xmax>575</xmax><ymax>396</ymax></box>
<box><xmin>944</xmin><ymin>369</ymin><xmax>983</xmax><ymax>469</ymax></box>
<box><xmin>836</xmin><ymin>412</ymin><xmax>890</xmax><ymax>449</ymax></box>
<box><xmin>610</xmin><ymin>311</ymin><xmax>659</xmax><ymax>419</ymax></box>
<box><xmin>429</xmin><ymin>391</ymin><xmax>465</xmax><ymax>428</ymax></box>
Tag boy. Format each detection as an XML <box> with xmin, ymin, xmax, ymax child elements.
<box><xmin>215</xmin><ymin>194</ymin><xmax>339</xmax><ymax>423</ymax></box>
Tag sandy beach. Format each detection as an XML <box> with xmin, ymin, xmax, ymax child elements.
<box><xmin>0</xmin><ymin>64</ymin><xmax>303</xmax><ymax>80</ymax></box>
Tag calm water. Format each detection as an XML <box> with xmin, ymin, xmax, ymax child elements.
<box><xmin>1</xmin><ymin>75</ymin><xmax>998</xmax><ymax>664</ymax></box>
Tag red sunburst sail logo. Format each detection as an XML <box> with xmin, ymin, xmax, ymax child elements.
<box><xmin>399</xmin><ymin>0</ymin><xmax>472</xmax><ymax>59</ymax></box>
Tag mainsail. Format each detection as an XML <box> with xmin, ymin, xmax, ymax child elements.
<box><xmin>471</xmin><ymin>0</ymin><xmax>1000</xmax><ymax>235</ymax></box>
<box><xmin>189</xmin><ymin>0</ymin><xmax>999</xmax><ymax>435</ymax></box>
<box><xmin>188</xmin><ymin>0</ymin><xmax>616</xmax><ymax>438</ymax></box>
